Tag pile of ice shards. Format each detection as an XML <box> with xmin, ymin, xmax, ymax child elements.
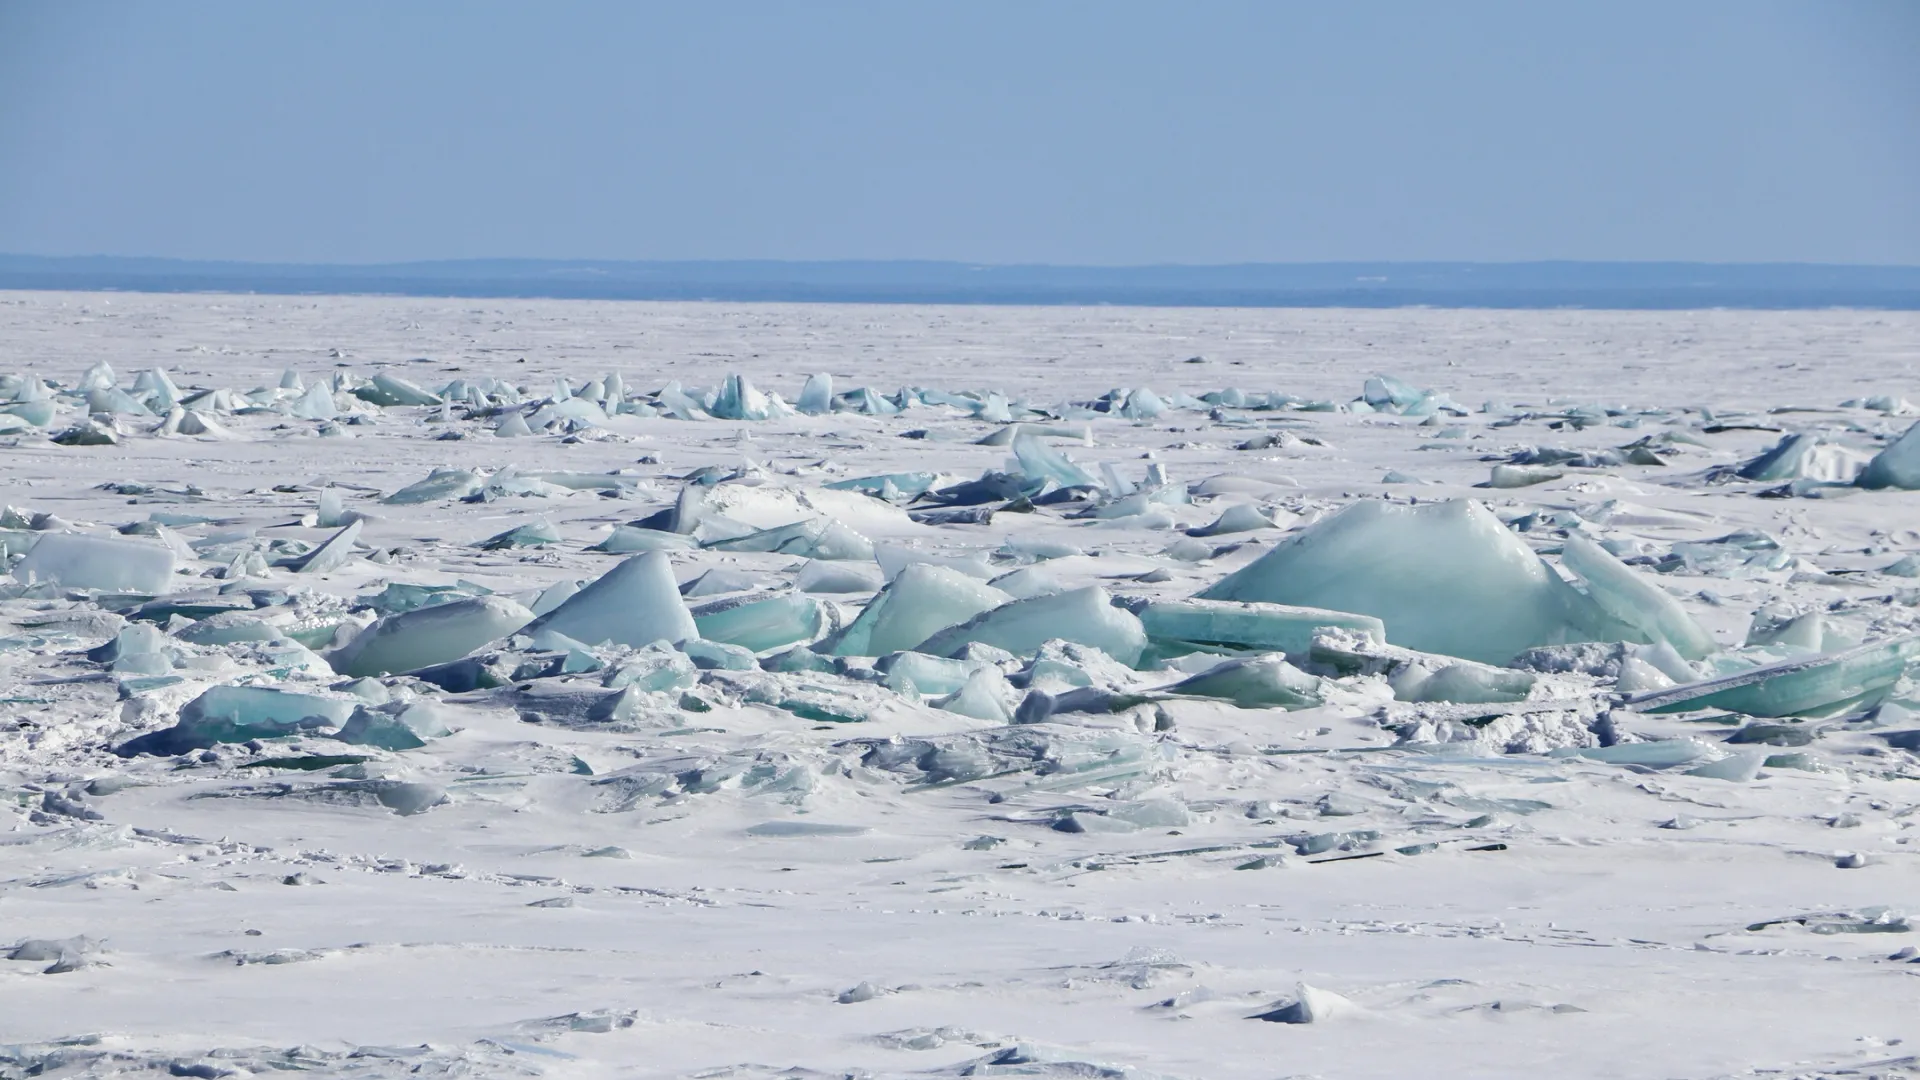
<box><xmin>5</xmin><ymin>360</ymin><xmax>1919</xmax><ymax>850</ymax></box>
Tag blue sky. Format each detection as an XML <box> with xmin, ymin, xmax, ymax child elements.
<box><xmin>1</xmin><ymin>1</ymin><xmax>1914</xmax><ymax>265</ymax></box>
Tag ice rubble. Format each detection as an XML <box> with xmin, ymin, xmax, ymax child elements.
<box><xmin>12</xmin><ymin>346</ymin><xmax>1920</xmax><ymax>1076</ymax></box>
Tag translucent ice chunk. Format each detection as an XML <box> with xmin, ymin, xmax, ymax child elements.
<box><xmin>1198</xmin><ymin>499</ymin><xmax>1612</xmax><ymax>665</ymax></box>
<box><xmin>1858</xmin><ymin>421</ymin><xmax>1920</xmax><ymax>490</ymax></box>
<box><xmin>384</xmin><ymin>468</ymin><xmax>484</xmax><ymax>504</ymax></box>
<box><xmin>288</xmin><ymin>383</ymin><xmax>337</xmax><ymax>420</ymax></box>
<box><xmin>282</xmin><ymin>520</ymin><xmax>362</xmax><ymax>574</ymax></box>
<box><xmin>1119</xmin><ymin>387</ymin><xmax>1167</xmax><ymax>419</ymax></box>
<box><xmin>331</xmin><ymin>595</ymin><xmax>534</xmax><ymax>677</ymax></box>
<box><xmin>1140</xmin><ymin>598</ymin><xmax>1384</xmax><ymax>657</ymax></box>
<box><xmin>1488</xmin><ymin>464</ymin><xmax>1563</xmax><ymax>488</ymax></box>
<box><xmin>796</xmin><ymin>559</ymin><xmax>883</xmax><ymax>594</ymax></box>
<box><xmin>1737</xmin><ymin>434</ymin><xmax>1865</xmax><ymax>484</ymax></box>
<box><xmin>530</xmin><ymin>579</ymin><xmax>582</xmax><ymax>615</ymax></box>
<box><xmin>917</xmin><ymin>586</ymin><xmax>1147</xmax><ymax>666</ymax></box>
<box><xmin>1167</xmin><ymin>653</ymin><xmax>1323</xmax><ymax>708</ymax></box>
<box><xmin>680</xmin><ymin>568</ymin><xmax>767</xmax><ymax>597</ymax></box>
<box><xmin>1012</xmin><ymin>429</ymin><xmax>1100</xmax><ymax>489</ymax></box>
<box><xmin>1403</xmin><ymin>663</ymin><xmax>1536</xmax><ymax>704</ymax></box>
<box><xmin>495</xmin><ymin>411</ymin><xmax>534</xmax><ymax>437</ymax></box>
<box><xmin>336</xmin><ymin>701</ymin><xmax>454</xmax><ymax>750</ymax></box>
<box><xmin>935</xmin><ymin>666</ymin><xmax>1016</xmax><ymax>722</ymax></box>
<box><xmin>115</xmin><ymin>685</ymin><xmax>358</xmax><ymax>756</ymax></box>
<box><xmin>603</xmin><ymin>641</ymin><xmax>699</xmax><ymax>692</ymax></box>
<box><xmin>704</xmin><ymin>518</ymin><xmax>875</xmax><ymax>560</ymax></box>
<box><xmin>477</xmin><ymin>519</ymin><xmax>562</xmax><ymax>550</ymax></box>
<box><xmin>593</xmin><ymin>526</ymin><xmax>696</xmax><ymax>553</ymax></box>
<box><xmin>693</xmin><ymin>593</ymin><xmax>824</xmax><ymax>652</ymax></box>
<box><xmin>1745</xmin><ymin>608</ymin><xmax>1825</xmax><ymax>651</ymax></box>
<box><xmin>356</xmin><ymin>372</ymin><xmax>442</xmax><ymax>407</ymax></box>
<box><xmin>1625</xmin><ymin>637</ymin><xmax>1918</xmax><ymax>718</ymax></box>
<box><xmin>1186</xmin><ymin>503</ymin><xmax>1274</xmax><ymax>537</ymax></box>
<box><xmin>315</xmin><ymin>488</ymin><xmax>354</xmax><ymax>528</ymax></box>
<box><xmin>1553</xmin><ymin>738</ymin><xmax>1712</xmax><ymax>769</ymax></box>
<box><xmin>13</xmin><ymin>532</ymin><xmax>175</xmax><ymax>593</ymax></box>
<box><xmin>521</xmin><ymin>551</ymin><xmax>698</xmax><ymax>648</ymax></box>
<box><xmin>796</xmin><ymin>373</ymin><xmax>834</xmax><ymax>415</ymax></box>
<box><xmin>989</xmin><ymin>567</ymin><xmax>1066</xmax><ymax>599</ymax></box>
<box><xmin>877</xmin><ymin>651</ymin><xmax>985</xmax><ymax>696</ymax></box>
<box><xmin>710</xmin><ymin>374</ymin><xmax>773</xmax><ymax>420</ymax></box>
<box><xmin>875</xmin><ymin>544</ymin><xmax>998</xmax><ymax>581</ymax></box>
<box><xmin>1560</xmin><ymin>533</ymin><xmax>1715</xmax><ymax>660</ymax></box>
<box><xmin>822</xmin><ymin>564</ymin><xmax>1009</xmax><ymax>657</ymax></box>
<box><xmin>1363</xmin><ymin>374</ymin><xmax>1425</xmax><ymax>412</ymax></box>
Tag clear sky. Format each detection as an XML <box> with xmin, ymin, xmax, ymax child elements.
<box><xmin>1</xmin><ymin>1</ymin><xmax>1915</xmax><ymax>266</ymax></box>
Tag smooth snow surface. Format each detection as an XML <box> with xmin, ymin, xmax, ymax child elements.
<box><xmin>2</xmin><ymin>292</ymin><xmax>1920</xmax><ymax>1079</ymax></box>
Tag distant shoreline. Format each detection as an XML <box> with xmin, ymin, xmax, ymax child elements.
<box><xmin>3</xmin><ymin>255</ymin><xmax>1916</xmax><ymax>310</ymax></box>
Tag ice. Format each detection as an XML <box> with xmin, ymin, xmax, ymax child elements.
<box><xmin>355</xmin><ymin>372</ymin><xmax>442</xmax><ymax>407</ymax></box>
<box><xmin>13</xmin><ymin>298</ymin><xmax>1920</xmax><ymax>1080</ymax></box>
<box><xmin>1186</xmin><ymin>502</ymin><xmax>1274</xmax><ymax>536</ymax></box>
<box><xmin>917</xmin><ymin>586</ymin><xmax>1148</xmax><ymax>666</ymax></box>
<box><xmin>704</xmin><ymin>517</ymin><xmax>875</xmax><ymax>560</ymax></box>
<box><xmin>383</xmin><ymin>468</ymin><xmax>484</xmax><ymax>504</ymax></box>
<box><xmin>477</xmin><ymin>519</ymin><xmax>561</xmax><ymax>550</ymax></box>
<box><xmin>593</xmin><ymin>525</ymin><xmax>697</xmax><ymax>553</ymax></box>
<box><xmin>1011</xmin><ymin>429</ymin><xmax>1100</xmax><ymax>489</ymax></box>
<box><xmin>1625</xmin><ymin>637</ymin><xmax>1918</xmax><ymax>718</ymax></box>
<box><xmin>1560</xmin><ymin>533</ymin><xmax>1716</xmax><ymax>660</ymax></box>
<box><xmin>692</xmin><ymin>593</ymin><xmax>825</xmax><ymax>653</ymax></box>
<box><xmin>1401</xmin><ymin>662</ymin><xmax>1537</xmax><ymax>704</ymax></box>
<box><xmin>709</xmin><ymin>374</ymin><xmax>777</xmax><ymax>420</ymax></box>
<box><xmin>335</xmin><ymin>700</ymin><xmax>455</xmax><ymax>750</ymax></box>
<box><xmin>330</xmin><ymin>595</ymin><xmax>534</xmax><ymax>677</ymax></box>
<box><xmin>314</xmin><ymin>488</ymin><xmax>354</xmax><ymax>528</ymax></box>
<box><xmin>1857</xmin><ymin>420</ymin><xmax>1920</xmax><ymax>489</ymax></box>
<box><xmin>281</xmin><ymin>520</ymin><xmax>362</xmax><ymax>574</ymax></box>
<box><xmin>795</xmin><ymin>559</ymin><xmax>882</xmax><ymax>593</ymax></box>
<box><xmin>934</xmin><ymin>666</ymin><xmax>1016</xmax><ymax>721</ymax></box>
<box><xmin>116</xmin><ymin>685</ymin><xmax>360</xmax><ymax>756</ymax></box>
<box><xmin>1166</xmin><ymin>653</ymin><xmax>1323</xmax><ymax>708</ymax></box>
<box><xmin>796</xmin><ymin>373</ymin><xmax>833</xmax><ymax>415</ymax></box>
<box><xmin>1251</xmin><ymin>982</ymin><xmax>1360</xmax><ymax>1024</ymax></box>
<box><xmin>12</xmin><ymin>532</ymin><xmax>176</xmax><ymax>593</ymax></box>
<box><xmin>521</xmin><ymin>552</ymin><xmax>698</xmax><ymax>648</ymax></box>
<box><xmin>824</xmin><ymin>563</ymin><xmax>1009</xmax><ymax>657</ymax></box>
<box><xmin>876</xmin><ymin>650</ymin><xmax>986</xmax><ymax>696</ymax></box>
<box><xmin>1139</xmin><ymin>597</ymin><xmax>1385</xmax><ymax>657</ymax></box>
<box><xmin>1200</xmin><ymin>499</ymin><xmax>1612</xmax><ymax>665</ymax></box>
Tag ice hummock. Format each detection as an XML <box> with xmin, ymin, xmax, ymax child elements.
<box><xmin>116</xmin><ymin>686</ymin><xmax>360</xmax><ymax>756</ymax></box>
<box><xmin>520</xmin><ymin>551</ymin><xmax>698</xmax><ymax>648</ymax></box>
<box><xmin>1199</xmin><ymin>499</ymin><xmax>1620</xmax><ymax>665</ymax></box>
<box><xmin>330</xmin><ymin>595</ymin><xmax>535</xmax><ymax>677</ymax></box>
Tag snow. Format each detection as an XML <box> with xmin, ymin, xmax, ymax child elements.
<box><xmin>2</xmin><ymin>290</ymin><xmax>1920</xmax><ymax>1079</ymax></box>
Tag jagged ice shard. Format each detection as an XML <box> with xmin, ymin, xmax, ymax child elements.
<box><xmin>823</xmin><ymin>563</ymin><xmax>1009</xmax><ymax>657</ymax></box>
<box><xmin>521</xmin><ymin>551</ymin><xmax>698</xmax><ymax>647</ymax></box>
<box><xmin>1559</xmin><ymin>533</ymin><xmax>1717</xmax><ymax>660</ymax></box>
<box><xmin>1199</xmin><ymin>499</ymin><xmax>1613</xmax><ymax>665</ymax></box>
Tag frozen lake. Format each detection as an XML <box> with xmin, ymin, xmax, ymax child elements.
<box><xmin>2</xmin><ymin>290</ymin><xmax>1919</xmax><ymax>1079</ymax></box>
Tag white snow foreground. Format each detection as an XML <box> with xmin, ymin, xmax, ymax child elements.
<box><xmin>2</xmin><ymin>295</ymin><xmax>1920</xmax><ymax>1079</ymax></box>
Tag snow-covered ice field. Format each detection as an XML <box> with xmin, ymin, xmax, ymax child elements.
<box><xmin>2</xmin><ymin>290</ymin><xmax>1920</xmax><ymax>1079</ymax></box>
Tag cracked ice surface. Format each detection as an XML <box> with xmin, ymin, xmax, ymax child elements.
<box><xmin>2</xmin><ymin>292</ymin><xmax>1920</xmax><ymax>1079</ymax></box>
